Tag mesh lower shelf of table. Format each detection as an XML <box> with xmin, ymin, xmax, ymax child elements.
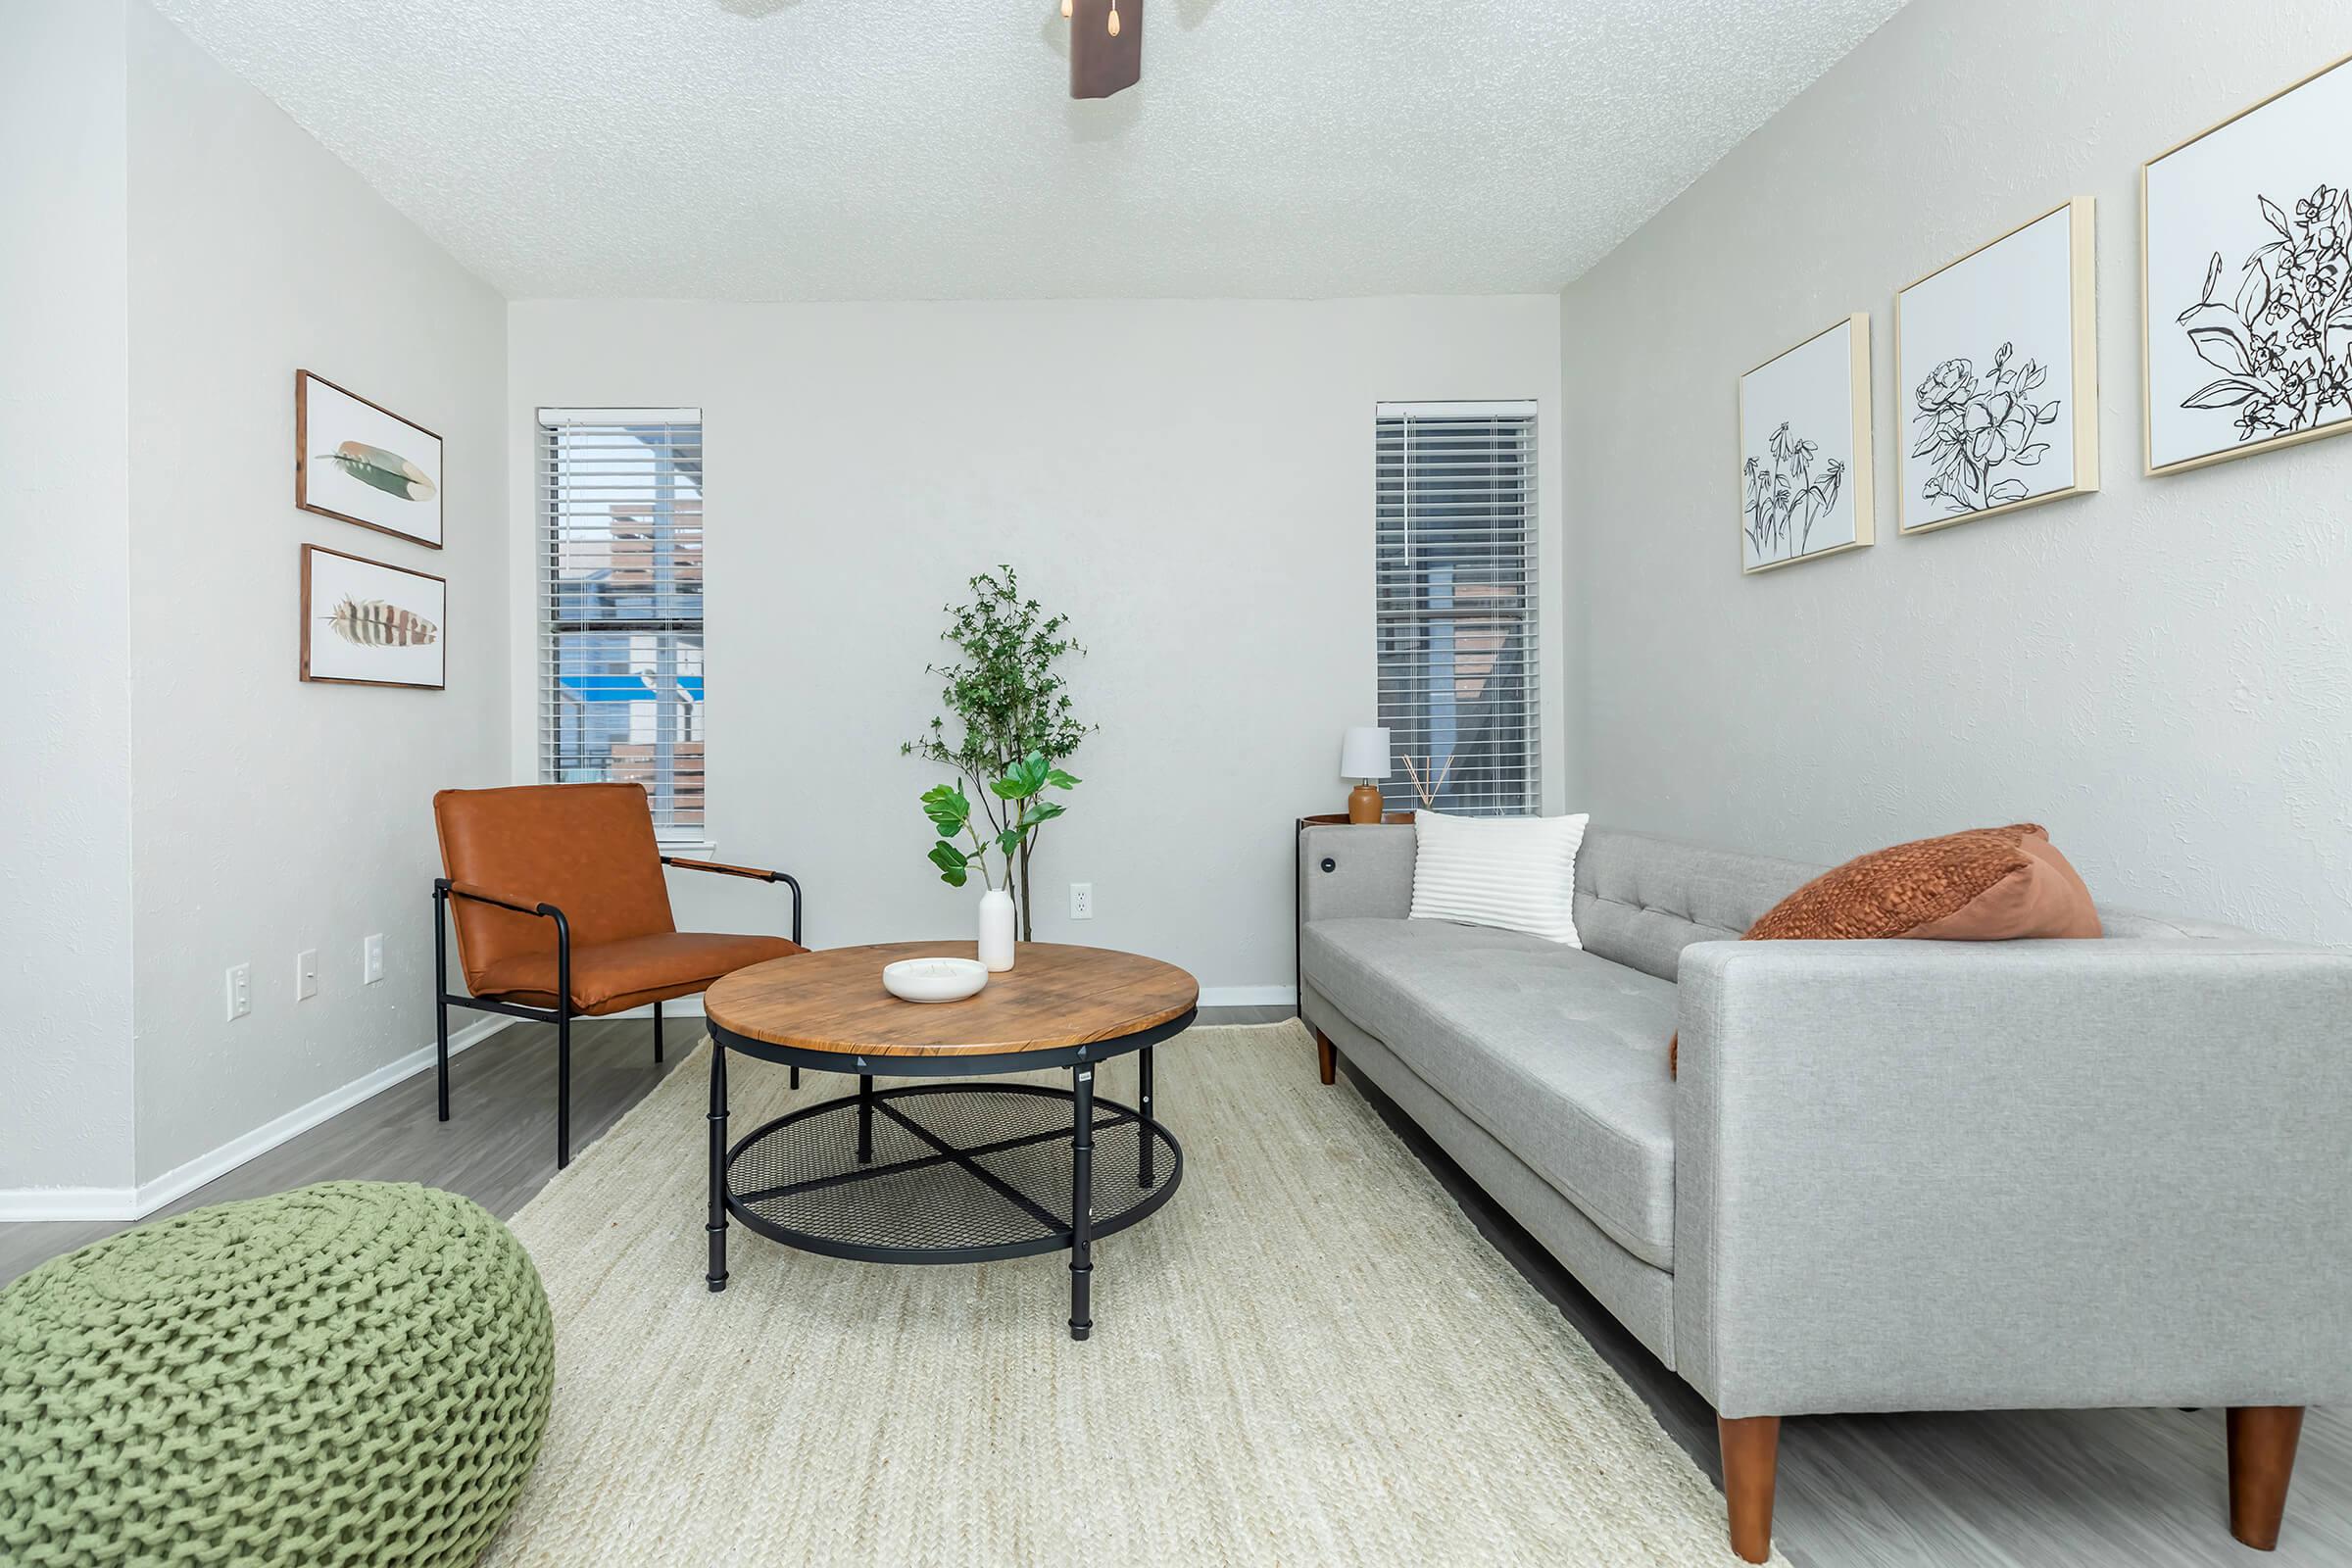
<box><xmin>723</xmin><ymin>1083</ymin><xmax>1183</xmax><ymax>1265</ymax></box>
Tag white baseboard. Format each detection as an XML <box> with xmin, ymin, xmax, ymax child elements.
<box><xmin>0</xmin><ymin>1186</ymin><xmax>141</xmax><ymax>1223</ymax></box>
<box><xmin>0</xmin><ymin>1015</ymin><xmax>512</xmax><ymax>1224</ymax></box>
<box><xmin>1198</xmin><ymin>986</ymin><xmax>1298</xmax><ymax>1009</ymax></box>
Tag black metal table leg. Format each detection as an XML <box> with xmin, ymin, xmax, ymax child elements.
<box><xmin>858</xmin><ymin>1074</ymin><xmax>875</xmax><ymax>1163</ymax></box>
<box><xmin>1138</xmin><ymin>1047</ymin><xmax>1155</xmax><ymax>1189</ymax></box>
<box><xmin>1069</xmin><ymin>1063</ymin><xmax>1096</xmax><ymax>1342</ymax></box>
<box><xmin>707</xmin><ymin>1041</ymin><xmax>729</xmax><ymax>1292</ymax></box>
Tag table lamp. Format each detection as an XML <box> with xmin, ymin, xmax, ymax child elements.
<box><xmin>1340</xmin><ymin>726</ymin><xmax>1391</xmax><ymax>824</ymax></box>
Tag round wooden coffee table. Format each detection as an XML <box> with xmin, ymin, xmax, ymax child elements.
<box><xmin>701</xmin><ymin>941</ymin><xmax>1199</xmax><ymax>1341</ymax></box>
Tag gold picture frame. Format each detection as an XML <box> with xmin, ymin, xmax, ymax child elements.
<box><xmin>2141</xmin><ymin>52</ymin><xmax>2352</xmax><ymax>477</ymax></box>
<box><xmin>1895</xmin><ymin>199</ymin><xmax>2100</xmax><ymax>534</ymax></box>
<box><xmin>1738</xmin><ymin>314</ymin><xmax>1875</xmax><ymax>575</ymax></box>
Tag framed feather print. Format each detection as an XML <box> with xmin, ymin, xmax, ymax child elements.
<box><xmin>300</xmin><ymin>544</ymin><xmax>446</xmax><ymax>690</ymax></box>
<box><xmin>295</xmin><ymin>369</ymin><xmax>444</xmax><ymax>547</ymax></box>
<box><xmin>1739</xmin><ymin>315</ymin><xmax>1875</xmax><ymax>573</ymax></box>
<box><xmin>2143</xmin><ymin>54</ymin><xmax>2352</xmax><ymax>476</ymax></box>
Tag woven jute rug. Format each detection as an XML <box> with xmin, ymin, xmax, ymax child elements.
<box><xmin>481</xmin><ymin>1021</ymin><xmax>1767</xmax><ymax>1565</ymax></box>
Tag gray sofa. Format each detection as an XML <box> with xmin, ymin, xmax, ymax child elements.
<box><xmin>1298</xmin><ymin>822</ymin><xmax>2352</xmax><ymax>1562</ymax></box>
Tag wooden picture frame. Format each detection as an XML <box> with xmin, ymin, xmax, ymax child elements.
<box><xmin>300</xmin><ymin>543</ymin><xmax>447</xmax><ymax>690</ymax></box>
<box><xmin>2142</xmin><ymin>53</ymin><xmax>2352</xmax><ymax>477</ymax></box>
<box><xmin>1738</xmin><ymin>315</ymin><xmax>1875</xmax><ymax>574</ymax></box>
<box><xmin>295</xmin><ymin>369</ymin><xmax>445</xmax><ymax>548</ymax></box>
<box><xmin>1895</xmin><ymin>199</ymin><xmax>2100</xmax><ymax>534</ymax></box>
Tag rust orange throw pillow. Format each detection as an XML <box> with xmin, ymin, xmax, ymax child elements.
<box><xmin>1669</xmin><ymin>825</ymin><xmax>2099</xmax><ymax>1077</ymax></box>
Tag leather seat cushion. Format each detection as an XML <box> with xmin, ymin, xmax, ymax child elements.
<box><xmin>475</xmin><ymin>931</ymin><xmax>805</xmax><ymax>1016</ymax></box>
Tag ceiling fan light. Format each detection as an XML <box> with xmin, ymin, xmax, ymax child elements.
<box><xmin>1107</xmin><ymin>2</ymin><xmax>1121</xmax><ymax>35</ymax></box>
<box><xmin>1061</xmin><ymin>0</ymin><xmax>1072</xmax><ymax>16</ymax></box>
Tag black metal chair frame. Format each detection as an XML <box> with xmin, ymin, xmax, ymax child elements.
<box><xmin>433</xmin><ymin>858</ymin><xmax>804</xmax><ymax>1169</ymax></box>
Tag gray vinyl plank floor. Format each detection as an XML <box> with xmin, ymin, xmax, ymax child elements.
<box><xmin>1</xmin><ymin>1004</ymin><xmax>2337</xmax><ymax>1566</ymax></box>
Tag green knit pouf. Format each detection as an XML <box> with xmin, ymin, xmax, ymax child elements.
<box><xmin>0</xmin><ymin>1181</ymin><xmax>553</xmax><ymax>1567</ymax></box>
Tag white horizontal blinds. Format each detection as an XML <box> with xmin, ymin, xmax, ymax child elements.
<box><xmin>537</xmin><ymin>410</ymin><xmax>706</xmax><ymax>840</ymax></box>
<box><xmin>1374</xmin><ymin>403</ymin><xmax>1540</xmax><ymax>817</ymax></box>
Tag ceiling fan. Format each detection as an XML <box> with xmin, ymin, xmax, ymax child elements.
<box><xmin>1060</xmin><ymin>0</ymin><xmax>1142</xmax><ymax>100</ymax></box>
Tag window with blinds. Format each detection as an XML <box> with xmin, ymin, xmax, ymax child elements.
<box><xmin>1374</xmin><ymin>403</ymin><xmax>1540</xmax><ymax>816</ymax></box>
<box><xmin>537</xmin><ymin>410</ymin><xmax>706</xmax><ymax>840</ymax></box>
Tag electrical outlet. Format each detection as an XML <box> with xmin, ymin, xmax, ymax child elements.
<box><xmin>362</xmin><ymin>933</ymin><xmax>385</xmax><ymax>986</ymax></box>
<box><xmin>225</xmin><ymin>963</ymin><xmax>252</xmax><ymax>1022</ymax></box>
<box><xmin>1069</xmin><ymin>883</ymin><xmax>1094</xmax><ymax>920</ymax></box>
<box><xmin>295</xmin><ymin>949</ymin><xmax>318</xmax><ymax>1002</ymax></box>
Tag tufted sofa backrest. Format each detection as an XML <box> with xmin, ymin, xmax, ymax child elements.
<box><xmin>1573</xmin><ymin>828</ymin><xmax>1817</xmax><ymax>981</ymax></box>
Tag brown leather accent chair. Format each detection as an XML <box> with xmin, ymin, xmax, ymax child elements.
<box><xmin>432</xmin><ymin>783</ymin><xmax>806</xmax><ymax>1167</ymax></box>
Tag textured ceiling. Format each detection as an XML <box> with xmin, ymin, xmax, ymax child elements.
<box><xmin>149</xmin><ymin>0</ymin><xmax>1908</xmax><ymax>301</ymax></box>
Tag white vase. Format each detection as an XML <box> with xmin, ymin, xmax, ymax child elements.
<box><xmin>978</xmin><ymin>888</ymin><xmax>1016</xmax><ymax>973</ymax></box>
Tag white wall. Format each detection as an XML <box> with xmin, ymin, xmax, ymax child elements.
<box><xmin>509</xmin><ymin>298</ymin><xmax>1564</xmax><ymax>996</ymax></box>
<box><xmin>1561</xmin><ymin>0</ymin><xmax>2352</xmax><ymax>944</ymax></box>
<box><xmin>124</xmin><ymin>2</ymin><xmax>510</xmax><ymax>1185</ymax></box>
<box><xmin>0</xmin><ymin>1</ymin><xmax>138</xmax><ymax>1195</ymax></box>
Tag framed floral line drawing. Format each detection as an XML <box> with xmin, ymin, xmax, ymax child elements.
<box><xmin>1896</xmin><ymin>199</ymin><xmax>2099</xmax><ymax>534</ymax></box>
<box><xmin>2142</xmin><ymin>53</ymin><xmax>2352</xmax><ymax>477</ymax></box>
<box><xmin>1738</xmin><ymin>315</ymin><xmax>1875</xmax><ymax>574</ymax></box>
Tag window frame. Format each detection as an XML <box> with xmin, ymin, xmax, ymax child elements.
<box><xmin>1373</xmin><ymin>400</ymin><xmax>1542</xmax><ymax>818</ymax></box>
<box><xmin>535</xmin><ymin>407</ymin><xmax>710</xmax><ymax>849</ymax></box>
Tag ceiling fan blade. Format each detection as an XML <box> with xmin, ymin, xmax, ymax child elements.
<box><xmin>1070</xmin><ymin>0</ymin><xmax>1142</xmax><ymax>100</ymax></box>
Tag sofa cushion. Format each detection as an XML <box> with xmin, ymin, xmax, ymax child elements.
<box><xmin>1301</xmin><ymin>917</ymin><xmax>1680</xmax><ymax>1268</ymax></box>
<box><xmin>1745</xmin><ymin>823</ymin><xmax>2101</xmax><ymax>941</ymax></box>
<box><xmin>1574</xmin><ymin>829</ymin><xmax>1816</xmax><ymax>982</ymax></box>
<box><xmin>1408</xmin><ymin>808</ymin><xmax>1588</xmax><ymax>945</ymax></box>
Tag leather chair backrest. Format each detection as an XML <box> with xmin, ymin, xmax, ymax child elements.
<box><xmin>433</xmin><ymin>784</ymin><xmax>677</xmax><ymax>993</ymax></box>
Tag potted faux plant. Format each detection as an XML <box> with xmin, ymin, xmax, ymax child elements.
<box><xmin>904</xmin><ymin>566</ymin><xmax>1094</xmax><ymax>952</ymax></box>
<box><xmin>917</xmin><ymin>752</ymin><xmax>1080</xmax><ymax>971</ymax></box>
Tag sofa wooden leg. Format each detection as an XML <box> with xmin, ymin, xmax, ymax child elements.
<box><xmin>1313</xmin><ymin>1028</ymin><xmax>1337</xmax><ymax>1086</ymax></box>
<box><xmin>2228</xmin><ymin>1405</ymin><xmax>2304</xmax><ymax>1550</ymax></box>
<box><xmin>1719</xmin><ymin>1415</ymin><xmax>1781</xmax><ymax>1564</ymax></box>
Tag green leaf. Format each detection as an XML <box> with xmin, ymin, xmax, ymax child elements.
<box><xmin>1019</xmin><ymin>800</ymin><xmax>1066</xmax><ymax>830</ymax></box>
<box><xmin>997</xmin><ymin>826</ymin><xmax>1025</xmax><ymax>857</ymax></box>
<box><xmin>989</xmin><ymin>752</ymin><xmax>1048</xmax><ymax>801</ymax></box>
<box><xmin>1046</xmin><ymin>768</ymin><xmax>1081</xmax><ymax>791</ymax></box>
<box><xmin>920</xmin><ymin>781</ymin><xmax>971</xmax><ymax>837</ymax></box>
<box><xmin>928</xmin><ymin>840</ymin><xmax>970</xmax><ymax>887</ymax></box>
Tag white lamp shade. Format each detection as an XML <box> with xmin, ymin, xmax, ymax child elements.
<box><xmin>1340</xmin><ymin>726</ymin><xmax>1391</xmax><ymax>781</ymax></box>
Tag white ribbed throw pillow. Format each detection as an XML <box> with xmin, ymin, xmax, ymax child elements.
<box><xmin>1408</xmin><ymin>809</ymin><xmax>1589</xmax><ymax>946</ymax></box>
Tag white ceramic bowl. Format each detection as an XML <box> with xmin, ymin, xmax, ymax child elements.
<box><xmin>881</xmin><ymin>956</ymin><xmax>989</xmax><ymax>1004</ymax></box>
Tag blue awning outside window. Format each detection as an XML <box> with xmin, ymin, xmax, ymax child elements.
<box><xmin>560</xmin><ymin>674</ymin><xmax>705</xmax><ymax>704</ymax></box>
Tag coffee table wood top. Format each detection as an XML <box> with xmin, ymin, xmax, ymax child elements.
<box><xmin>704</xmin><ymin>942</ymin><xmax>1200</xmax><ymax>1058</ymax></box>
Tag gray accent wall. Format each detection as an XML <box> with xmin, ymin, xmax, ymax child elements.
<box><xmin>1560</xmin><ymin>0</ymin><xmax>2352</xmax><ymax>947</ymax></box>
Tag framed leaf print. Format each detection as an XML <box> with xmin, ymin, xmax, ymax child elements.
<box><xmin>2143</xmin><ymin>54</ymin><xmax>2352</xmax><ymax>476</ymax></box>
<box><xmin>295</xmin><ymin>369</ymin><xmax>444</xmax><ymax>547</ymax></box>
<box><xmin>300</xmin><ymin>544</ymin><xmax>446</xmax><ymax>690</ymax></box>
<box><xmin>1739</xmin><ymin>315</ymin><xmax>1874</xmax><ymax>573</ymax></box>
<box><xmin>1896</xmin><ymin>199</ymin><xmax>2099</xmax><ymax>533</ymax></box>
